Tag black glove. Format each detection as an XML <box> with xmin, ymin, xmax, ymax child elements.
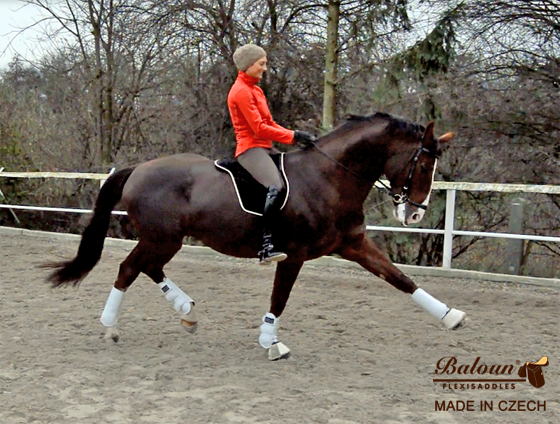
<box><xmin>293</xmin><ymin>130</ymin><xmax>317</xmax><ymax>149</ymax></box>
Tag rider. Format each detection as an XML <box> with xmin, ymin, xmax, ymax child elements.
<box><xmin>228</xmin><ymin>43</ymin><xmax>316</xmax><ymax>265</ymax></box>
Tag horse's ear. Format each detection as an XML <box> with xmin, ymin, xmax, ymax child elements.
<box><xmin>437</xmin><ymin>132</ymin><xmax>454</xmax><ymax>146</ymax></box>
<box><xmin>423</xmin><ymin>121</ymin><xmax>435</xmax><ymax>146</ymax></box>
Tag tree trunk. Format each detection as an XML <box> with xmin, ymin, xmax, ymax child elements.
<box><xmin>322</xmin><ymin>0</ymin><xmax>340</xmax><ymax>131</ymax></box>
<box><xmin>104</xmin><ymin>0</ymin><xmax>115</xmax><ymax>164</ymax></box>
<box><xmin>88</xmin><ymin>0</ymin><xmax>104</xmax><ymax>167</ymax></box>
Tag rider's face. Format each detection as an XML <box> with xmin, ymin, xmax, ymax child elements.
<box><xmin>245</xmin><ymin>57</ymin><xmax>267</xmax><ymax>79</ymax></box>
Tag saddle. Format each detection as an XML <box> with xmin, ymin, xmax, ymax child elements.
<box><xmin>518</xmin><ymin>356</ymin><xmax>549</xmax><ymax>388</ymax></box>
<box><xmin>214</xmin><ymin>153</ymin><xmax>290</xmax><ymax>216</ymax></box>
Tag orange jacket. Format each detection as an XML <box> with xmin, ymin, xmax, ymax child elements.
<box><xmin>227</xmin><ymin>71</ymin><xmax>294</xmax><ymax>157</ymax></box>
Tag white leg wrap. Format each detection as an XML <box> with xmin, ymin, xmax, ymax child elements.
<box><xmin>412</xmin><ymin>288</ymin><xmax>449</xmax><ymax>320</ymax></box>
<box><xmin>259</xmin><ymin>312</ymin><xmax>279</xmax><ymax>349</ymax></box>
<box><xmin>158</xmin><ymin>277</ymin><xmax>194</xmax><ymax>315</ymax></box>
<box><xmin>100</xmin><ymin>287</ymin><xmax>125</xmax><ymax>327</ymax></box>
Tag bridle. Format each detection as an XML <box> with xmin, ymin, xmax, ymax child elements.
<box><xmin>376</xmin><ymin>145</ymin><xmax>437</xmax><ymax>210</ymax></box>
<box><xmin>306</xmin><ymin>141</ymin><xmax>438</xmax><ymax>211</ymax></box>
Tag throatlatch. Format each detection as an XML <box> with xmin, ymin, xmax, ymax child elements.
<box><xmin>259</xmin><ymin>185</ymin><xmax>288</xmax><ymax>265</ymax></box>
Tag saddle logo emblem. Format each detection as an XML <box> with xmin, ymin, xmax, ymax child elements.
<box><xmin>433</xmin><ymin>355</ymin><xmax>549</xmax><ymax>389</ymax></box>
<box><xmin>518</xmin><ymin>356</ymin><xmax>549</xmax><ymax>388</ymax></box>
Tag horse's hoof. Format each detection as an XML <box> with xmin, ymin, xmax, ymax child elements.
<box><xmin>268</xmin><ymin>342</ymin><xmax>290</xmax><ymax>361</ymax></box>
<box><xmin>180</xmin><ymin>305</ymin><xmax>198</xmax><ymax>333</ymax></box>
<box><xmin>443</xmin><ymin>308</ymin><xmax>467</xmax><ymax>330</ymax></box>
<box><xmin>103</xmin><ymin>327</ymin><xmax>120</xmax><ymax>343</ymax></box>
<box><xmin>181</xmin><ymin>319</ymin><xmax>198</xmax><ymax>333</ymax></box>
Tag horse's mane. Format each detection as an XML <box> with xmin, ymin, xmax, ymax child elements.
<box><xmin>316</xmin><ymin>112</ymin><xmax>425</xmax><ymax>145</ymax></box>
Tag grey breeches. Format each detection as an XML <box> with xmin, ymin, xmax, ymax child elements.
<box><xmin>237</xmin><ymin>147</ymin><xmax>284</xmax><ymax>191</ymax></box>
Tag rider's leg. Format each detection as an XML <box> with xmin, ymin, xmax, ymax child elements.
<box><xmin>237</xmin><ymin>148</ymin><xmax>287</xmax><ymax>264</ymax></box>
<box><xmin>259</xmin><ymin>185</ymin><xmax>288</xmax><ymax>264</ymax></box>
<box><xmin>237</xmin><ymin>147</ymin><xmax>284</xmax><ymax>190</ymax></box>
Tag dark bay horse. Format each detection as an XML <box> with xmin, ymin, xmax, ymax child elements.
<box><xmin>44</xmin><ymin>112</ymin><xmax>466</xmax><ymax>360</ymax></box>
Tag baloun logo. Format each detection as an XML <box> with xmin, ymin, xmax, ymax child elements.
<box><xmin>433</xmin><ymin>356</ymin><xmax>549</xmax><ymax>388</ymax></box>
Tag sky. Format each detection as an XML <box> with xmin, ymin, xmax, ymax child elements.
<box><xmin>0</xmin><ymin>0</ymin><xmax>48</xmax><ymax>69</ymax></box>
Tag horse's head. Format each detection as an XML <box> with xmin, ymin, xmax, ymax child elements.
<box><xmin>383</xmin><ymin>121</ymin><xmax>453</xmax><ymax>226</ymax></box>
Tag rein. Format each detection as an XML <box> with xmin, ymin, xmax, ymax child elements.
<box><xmin>306</xmin><ymin>141</ymin><xmax>435</xmax><ymax>210</ymax></box>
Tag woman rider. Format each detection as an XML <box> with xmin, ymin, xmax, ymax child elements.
<box><xmin>227</xmin><ymin>44</ymin><xmax>316</xmax><ymax>265</ymax></box>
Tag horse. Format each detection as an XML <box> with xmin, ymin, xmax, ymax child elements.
<box><xmin>43</xmin><ymin>112</ymin><xmax>466</xmax><ymax>360</ymax></box>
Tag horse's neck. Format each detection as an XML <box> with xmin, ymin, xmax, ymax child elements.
<box><xmin>317</xmin><ymin>133</ymin><xmax>387</xmax><ymax>203</ymax></box>
<box><xmin>293</xmin><ymin>143</ymin><xmax>383</xmax><ymax>210</ymax></box>
<box><xmin>324</xmin><ymin>120</ymin><xmax>388</xmax><ymax>170</ymax></box>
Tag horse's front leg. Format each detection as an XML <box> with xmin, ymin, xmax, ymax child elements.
<box><xmin>339</xmin><ymin>236</ymin><xmax>466</xmax><ymax>329</ymax></box>
<box><xmin>259</xmin><ymin>261</ymin><xmax>303</xmax><ymax>360</ymax></box>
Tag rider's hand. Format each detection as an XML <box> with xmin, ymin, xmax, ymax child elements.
<box><xmin>293</xmin><ymin>130</ymin><xmax>317</xmax><ymax>149</ymax></box>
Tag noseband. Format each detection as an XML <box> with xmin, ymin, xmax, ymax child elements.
<box><xmin>307</xmin><ymin>142</ymin><xmax>437</xmax><ymax>210</ymax></box>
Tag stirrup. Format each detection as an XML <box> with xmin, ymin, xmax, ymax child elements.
<box><xmin>259</xmin><ymin>245</ymin><xmax>288</xmax><ymax>266</ymax></box>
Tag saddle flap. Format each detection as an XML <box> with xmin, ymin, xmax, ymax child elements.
<box><xmin>525</xmin><ymin>364</ymin><xmax>546</xmax><ymax>388</ymax></box>
<box><xmin>215</xmin><ymin>153</ymin><xmax>289</xmax><ymax>216</ymax></box>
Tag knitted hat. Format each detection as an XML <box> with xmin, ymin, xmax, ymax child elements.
<box><xmin>233</xmin><ymin>44</ymin><xmax>266</xmax><ymax>72</ymax></box>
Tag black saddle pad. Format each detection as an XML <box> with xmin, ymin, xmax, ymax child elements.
<box><xmin>215</xmin><ymin>153</ymin><xmax>289</xmax><ymax>216</ymax></box>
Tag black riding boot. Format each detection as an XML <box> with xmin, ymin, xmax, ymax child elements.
<box><xmin>259</xmin><ymin>185</ymin><xmax>287</xmax><ymax>265</ymax></box>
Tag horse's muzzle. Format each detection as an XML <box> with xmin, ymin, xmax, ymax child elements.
<box><xmin>393</xmin><ymin>203</ymin><xmax>426</xmax><ymax>226</ymax></box>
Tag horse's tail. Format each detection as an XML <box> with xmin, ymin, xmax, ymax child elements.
<box><xmin>43</xmin><ymin>167</ymin><xmax>136</xmax><ymax>287</ymax></box>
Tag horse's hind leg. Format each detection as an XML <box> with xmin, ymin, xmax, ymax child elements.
<box><xmin>100</xmin><ymin>238</ymin><xmax>196</xmax><ymax>342</ymax></box>
<box><xmin>141</xmin><ymin>241</ymin><xmax>198</xmax><ymax>334</ymax></box>
<box><xmin>339</xmin><ymin>237</ymin><xmax>466</xmax><ymax>329</ymax></box>
<box><xmin>100</xmin><ymin>243</ymin><xmax>146</xmax><ymax>342</ymax></box>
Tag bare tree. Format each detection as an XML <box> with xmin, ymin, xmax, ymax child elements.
<box><xmin>21</xmin><ymin>0</ymin><xmax>177</xmax><ymax>166</ymax></box>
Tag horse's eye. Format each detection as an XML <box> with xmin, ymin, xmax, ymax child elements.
<box><xmin>420</xmin><ymin>164</ymin><xmax>429</xmax><ymax>174</ymax></box>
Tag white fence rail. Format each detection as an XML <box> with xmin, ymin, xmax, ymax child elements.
<box><xmin>1</xmin><ymin>169</ymin><xmax>560</xmax><ymax>271</ymax></box>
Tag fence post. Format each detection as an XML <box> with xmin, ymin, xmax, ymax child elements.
<box><xmin>504</xmin><ymin>197</ymin><xmax>526</xmax><ymax>275</ymax></box>
<box><xmin>442</xmin><ymin>189</ymin><xmax>456</xmax><ymax>269</ymax></box>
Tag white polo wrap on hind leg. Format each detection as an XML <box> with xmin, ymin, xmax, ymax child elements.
<box><xmin>100</xmin><ymin>287</ymin><xmax>125</xmax><ymax>327</ymax></box>
<box><xmin>158</xmin><ymin>277</ymin><xmax>193</xmax><ymax>314</ymax></box>
<box><xmin>412</xmin><ymin>288</ymin><xmax>449</xmax><ymax>319</ymax></box>
<box><xmin>259</xmin><ymin>312</ymin><xmax>279</xmax><ymax>349</ymax></box>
